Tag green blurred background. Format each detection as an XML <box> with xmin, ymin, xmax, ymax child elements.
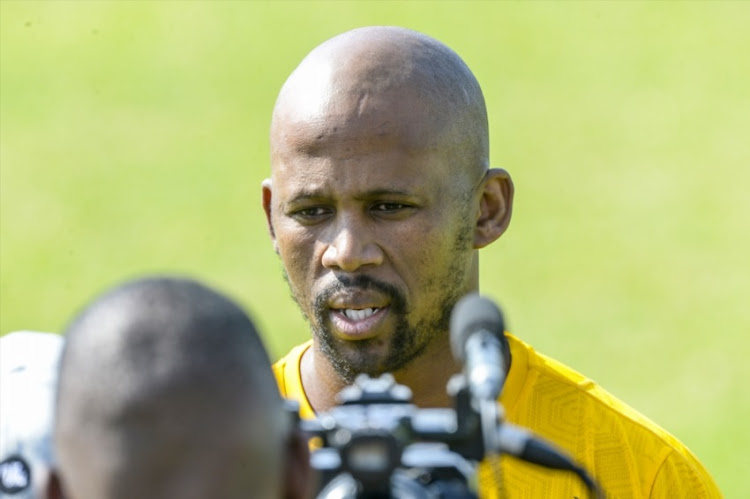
<box><xmin>1</xmin><ymin>1</ymin><xmax>747</xmax><ymax>494</ymax></box>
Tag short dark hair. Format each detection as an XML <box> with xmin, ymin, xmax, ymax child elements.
<box><xmin>54</xmin><ymin>276</ymin><xmax>288</xmax><ymax>499</ymax></box>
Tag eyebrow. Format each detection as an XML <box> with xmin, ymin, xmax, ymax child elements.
<box><xmin>355</xmin><ymin>188</ymin><xmax>416</xmax><ymax>199</ymax></box>
<box><xmin>288</xmin><ymin>187</ymin><xmax>418</xmax><ymax>203</ymax></box>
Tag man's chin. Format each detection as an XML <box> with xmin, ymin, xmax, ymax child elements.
<box><xmin>317</xmin><ymin>337</ymin><xmax>387</xmax><ymax>381</ymax></box>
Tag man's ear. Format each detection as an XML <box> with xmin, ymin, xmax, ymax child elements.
<box><xmin>45</xmin><ymin>469</ymin><xmax>66</xmax><ymax>499</ymax></box>
<box><xmin>261</xmin><ymin>179</ymin><xmax>279</xmax><ymax>253</ymax></box>
<box><xmin>283</xmin><ymin>429</ymin><xmax>315</xmax><ymax>499</ymax></box>
<box><xmin>474</xmin><ymin>168</ymin><xmax>514</xmax><ymax>249</ymax></box>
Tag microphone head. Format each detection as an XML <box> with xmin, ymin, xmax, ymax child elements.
<box><xmin>450</xmin><ymin>293</ymin><xmax>506</xmax><ymax>362</ymax></box>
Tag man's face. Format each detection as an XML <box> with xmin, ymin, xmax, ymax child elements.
<box><xmin>265</xmin><ymin>90</ymin><xmax>480</xmax><ymax>381</ymax></box>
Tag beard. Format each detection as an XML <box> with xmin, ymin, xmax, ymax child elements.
<box><xmin>315</xmin><ymin>275</ymin><xmax>420</xmax><ymax>383</ymax></box>
<box><xmin>281</xmin><ymin>219</ymin><xmax>474</xmax><ymax>384</ymax></box>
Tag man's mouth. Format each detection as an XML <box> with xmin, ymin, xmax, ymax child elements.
<box><xmin>329</xmin><ymin>306</ymin><xmax>389</xmax><ymax>339</ymax></box>
<box><xmin>317</xmin><ymin>278</ymin><xmax>403</xmax><ymax>339</ymax></box>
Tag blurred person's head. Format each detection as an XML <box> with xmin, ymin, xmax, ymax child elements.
<box><xmin>50</xmin><ymin>276</ymin><xmax>310</xmax><ymax>499</ymax></box>
<box><xmin>1</xmin><ymin>331</ymin><xmax>63</xmax><ymax>499</ymax></box>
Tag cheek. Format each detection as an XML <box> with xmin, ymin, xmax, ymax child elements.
<box><xmin>275</xmin><ymin>224</ymin><xmax>320</xmax><ymax>282</ymax></box>
<box><xmin>401</xmin><ymin>217</ymin><xmax>473</xmax><ymax>287</ymax></box>
<box><xmin>408</xmin><ymin>211</ymin><xmax>467</xmax><ymax>256</ymax></box>
<box><xmin>390</xmin><ymin>223</ymin><xmax>457</xmax><ymax>279</ymax></box>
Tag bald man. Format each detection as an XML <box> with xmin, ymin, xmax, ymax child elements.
<box><xmin>264</xmin><ymin>26</ymin><xmax>720</xmax><ymax>498</ymax></box>
<box><xmin>49</xmin><ymin>277</ymin><xmax>311</xmax><ymax>499</ymax></box>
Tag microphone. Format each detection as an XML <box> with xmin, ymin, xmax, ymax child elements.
<box><xmin>449</xmin><ymin>293</ymin><xmax>508</xmax><ymax>400</ymax></box>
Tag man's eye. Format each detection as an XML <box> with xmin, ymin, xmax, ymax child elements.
<box><xmin>292</xmin><ymin>207</ymin><xmax>331</xmax><ymax>219</ymax></box>
<box><xmin>372</xmin><ymin>202</ymin><xmax>408</xmax><ymax>212</ymax></box>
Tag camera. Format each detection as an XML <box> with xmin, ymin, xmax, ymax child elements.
<box><xmin>300</xmin><ymin>373</ymin><xmax>485</xmax><ymax>498</ymax></box>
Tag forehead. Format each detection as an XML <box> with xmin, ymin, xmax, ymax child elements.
<box><xmin>270</xmin><ymin>87</ymin><xmax>462</xmax><ymax>194</ymax></box>
<box><xmin>272</xmin><ymin>143</ymin><xmax>451</xmax><ymax>201</ymax></box>
<box><xmin>275</xmin><ymin>82</ymin><xmax>445</xmax><ymax>150</ymax></box>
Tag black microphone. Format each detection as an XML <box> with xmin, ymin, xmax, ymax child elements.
<box><xmin>450</xmin><ymin>293</ymin><xmax>507</xmax><ymax>401</ymax></box>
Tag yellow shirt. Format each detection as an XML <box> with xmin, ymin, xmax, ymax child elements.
<box><xmin>273</xmin><ymin>334</ymin><xmax>721</xmax><ymax>498</ymax></box>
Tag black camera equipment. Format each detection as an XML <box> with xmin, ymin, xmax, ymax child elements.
<box><xmin>299</xmin><ymin>294</ymin><xmax>604</xmax><ymax>498</ymax></box>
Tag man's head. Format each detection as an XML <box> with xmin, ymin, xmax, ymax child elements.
<box><xmin>263</xmin><ymin>26</ymin><xmax>513</xmax><ymax>382</ymax></box>
<box><xmin>0</xmin><ymin>331</ymin><xmax>63</xmax><ymax>499</ymax></box>
<box><xmin>52</xmin><ymin>276</ymin><xmax>310</xmax><ymax>499</ymax></box>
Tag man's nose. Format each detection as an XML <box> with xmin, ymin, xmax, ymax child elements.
<box><xmin>321</xmin><ymin>218</ymin><xmax>384</xmax><ymax>272</ymax></box>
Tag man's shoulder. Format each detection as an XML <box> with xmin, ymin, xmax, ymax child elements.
<box><xmin>506</xmin><ymin>335</ymin><xmax>721</xmax><ymax>497</ymax></box>
<box><xmin>520</xmin><ymin>338</ymin><xmax>684</xmax><ymax>447</ymax></box>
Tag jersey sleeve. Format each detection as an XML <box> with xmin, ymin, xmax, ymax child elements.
<box><xmin>650</xmin><ymin>449</ymin><xmax>722</xmax><ymax>498</ymax></box>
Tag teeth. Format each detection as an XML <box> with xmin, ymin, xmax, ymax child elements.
<box><xmin>343</xmin><ymin>308</ymin><xmax>377</xmax><ymax>321</ymax></box>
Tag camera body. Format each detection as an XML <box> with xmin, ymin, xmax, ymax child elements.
<box><xmin>300</xmin><ymin>373</ymin><xmax>486</xmax><ymax>498</ymax></box>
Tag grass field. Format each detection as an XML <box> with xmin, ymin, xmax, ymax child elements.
<box><xmin>1</xmin><ymin>1</ymin><xmax>748</xmax><ymax>495</ymax></box>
